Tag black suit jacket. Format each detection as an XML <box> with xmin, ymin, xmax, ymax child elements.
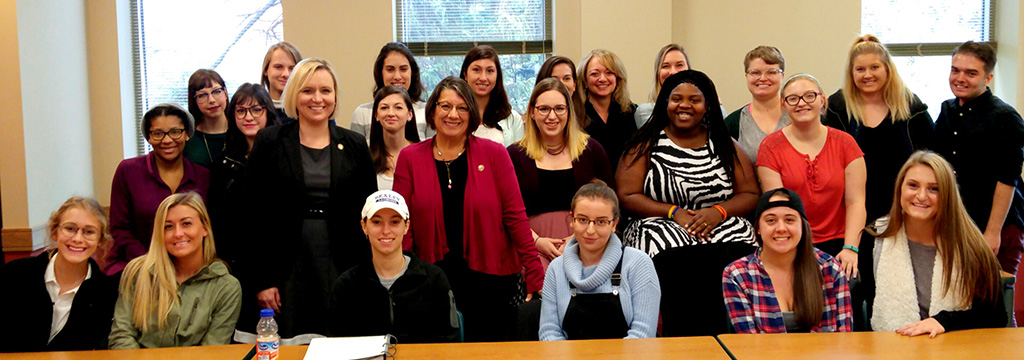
<box><xmin>0</xmin><ymin>252</ymin><xmax>117</xmax><ymax>352</ymax></box>
<box><xmin>245</xmin><ymin>121</ymin><xmax>377</xmax><ymax>293</ymax></box>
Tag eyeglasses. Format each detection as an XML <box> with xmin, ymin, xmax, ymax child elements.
<box><xmin>59</xmin><ymin>222</ymin><xmax>101</xmax><ymax>241</ymax></box>
<box><xmin>234</xmin><ymin>106</ymin><xmax>266</xmax><ymax>119</ymax></box>
<box><xmin>148</xmin><ymin>128</ymin><xmax>186</xmax><ymax>142</ymax></box>
<box><xmin>783</xmin><ymin>92</ymin><xmax>821</xmax><ymax>106</ymax></box>
<box><xmin>534</xmin><ymin>105</ymin><xmax>568</xmax><ymax>117</ymax></box>
<box><xmin>437</xmin><ymin>102</ymin><xmax>470</xmax><ymax>115</ymax></box>
<box><xmin>746</xmin><ymin>69</ymin><xmax>783</xmax><ymax>78</ymax></box>
<box><xmin>572</xmin><ymin>217</ymin><xmax>614</xmax><ymax>229</ymax></box>
<box><xmin>194</xmin><ymin>87</ymin><xmax>225</xmax><ymax>103</ymax></box>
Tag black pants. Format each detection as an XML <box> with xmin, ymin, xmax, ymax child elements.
<box><xmin>438</xmin><ymin>257</ymin><xmax>518</xmax><ymax>342</ymax></box>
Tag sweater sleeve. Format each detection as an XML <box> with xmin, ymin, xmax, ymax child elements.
<box><xmin>426</xmin><ymin>269</ymin><xmax>460</xmax><ymax>343</ymax></box>
<box><xmin>349</xmin><ymin>105</ymin><xmax>372</xmax><ymax>139</ymax></box>
<box><xmin>538</xmin><ymin>262</ymin><xmax>566</xmax><ymax>341</ymax></box>
<box><xmin>107</xmin><ymin>160</ymin><xmax>144</xmax><ymax>275</ymax></box>
<box><xmin>199</xmin><ymin>275</ymin><xmax>243</xmax><ymax>345</ymax></box>
<box><xmin>393</xmin><ymin>147</ymin><xmax>416</xmax><ymax>251</ymax></box>
<box><xmin>108</xmin><ymin>283</ymin><xmax>142</xmax><ymax>349</ymax></box>
<box><xmin>625</xmin><ymin>252</ymin><xmax>660</xmax><ymax>339</ymax></box>
<box><xmin>722</xmin><ymin>263</ymin><xmax>759</xmax><ymax>334</ymax></box>
<box><xmin>932</xmin><ymin>289</ymin><xmax>1007</xmax><ymax>332</ymax></box>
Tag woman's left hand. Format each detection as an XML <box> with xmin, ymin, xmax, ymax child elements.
<box><xmin>896</xmin><ymin>318</ymin><xmax>946</xmax><ymax>338</ymax></box>
<box><xmin>836</xmin><ymin>249</ymin><xmax>859</xmax><ymax>279</ymax></box>
<box><xmin>684</xmin><ymin>208</ymin><xmax>724</xmax><ymax>241</ymax></box>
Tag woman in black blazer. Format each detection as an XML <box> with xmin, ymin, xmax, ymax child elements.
<box><xmin>245</xmin><ymin>58</ymin><xmax>377</xmax><ymax>339</ymax></box>
<box><xmin>0</xmin><ymin>197</ymin><xmax>117</xmax><ymax>352</ymax></box>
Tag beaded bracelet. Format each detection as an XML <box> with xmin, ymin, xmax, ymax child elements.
<box><xmin>712</xmin><ymin>204</ymin><xmax>728</xmax><ymax>219</ymax></box>
<box><xmin>842</xmin><ymin>245</ymin><xmax>860</xmax><ymax>253</ymax></box>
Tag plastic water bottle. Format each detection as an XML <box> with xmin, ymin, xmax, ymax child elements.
<box><xmin>256</xmin><ymin>309</ymin><xmax>280</xmax><ymax>360</ymax></box>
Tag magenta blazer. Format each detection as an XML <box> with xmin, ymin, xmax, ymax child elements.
<box><xmin>393</xmin><ymin>136</ymin><xmax>544</xmax><ymax>293</ymax></box>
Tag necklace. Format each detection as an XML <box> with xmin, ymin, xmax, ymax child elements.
<box><xmin>434</xmin><ymin>142</ymin><xmax>465</xmax><ymax>190</ymax></box>
<box><xmin>545</xmin><ymin>142</ymin><xmax>566</xmax><ymax>156</ymax></box>
<box><xmin>200</xmin><ymin>131</ymin><xmax>226</xmax><ymax>164</ymax></box>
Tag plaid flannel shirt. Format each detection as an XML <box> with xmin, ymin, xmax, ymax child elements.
<box><xmin>722</xmin><ymin>249</ymin><xmax>852</xmax><ymax>333</ymax></box>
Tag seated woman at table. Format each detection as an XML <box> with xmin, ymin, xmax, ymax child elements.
<box><xmin>509</xmin><ymin>78</ymin><xmax>613</xmax><ymax>269</ymax></box>
<box><xmin>757</xmin><ymin>74</ymin><xmax>866</xmax><ymax>280</ymax></box>
<box><xmin>328</xmin><ymin>190</ymin><xmax>458</xmax><ymax>343</ymax></box>
<box><xmin>868</xmin><ymin>151</ymin><xmax>1005</xmax><ymax>337</ymax></box>
<box><xmin>618</xmin><ymin>70</ymin><xmax>759</xmax><ymax>258</ymax></box>
<box><xmin>1</xmin><ymin>197</ymin><xmax>117</xmax><ymax>352</ymax></box>
<box><xmin>369</xmin><ymin>86</ymin><xmax>420</xmax><ymax>190</ymax></box>
<box><xmin>106</xmin><ymin>103</ymin><xmax>210</xmax><ymax>275</ymax></box>
<box><xmin>539</xmin><ymin>180</ymin><xmax>661</xmax><ymax>340</ymax></box>
<box><xmin>109</xmin><ymin>192</ymin><xmax>242</xmax><ymax>349</ymax></box>
<box><xmin>723</xmin><ymin>188</ymin><xmax>853</xmax><ymax>333</ymax></box>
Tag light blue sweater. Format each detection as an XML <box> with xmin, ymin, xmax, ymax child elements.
<box><xmin>538</xmin><ymin>234</ymin><xmax>661</xmax><ymax>340</ymax></box>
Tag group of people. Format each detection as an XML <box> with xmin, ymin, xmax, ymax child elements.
<box><xmin>2</xmin><ymin>33</ymin><xmax>1022</xmax><ymax>352</ymax></box>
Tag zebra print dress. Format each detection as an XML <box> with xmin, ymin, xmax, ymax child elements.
<box><xmin>623</xmin><ymin>131</ymin><xmax>756</xmax><ymax>257</ymax></box>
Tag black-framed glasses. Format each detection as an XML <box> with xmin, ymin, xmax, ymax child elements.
<box><xmin>194</xmin><ymin>87</ymin><xmax>225</xmax><ymax>103</ymax></box>
<box><xmin>148</xmin><ymin>128</ymin><xmax>186</xmax><ymax>142</ymax></box>
<box><xmin>572</xmin><ymin>216</ymin><xmax>614</xmax><ymax>229</ymax></box>
<box><xmin>783</xmin><ymin>92</ymin><xmax>821</xmax><ymax>106</ymax></box>
<box><xmin>746</xmin><ymin>69</ymin><xmax>783</xmax><ymax>78</ymax></box>
<box><xmin>59</xmin><ymin>222</ymin><xmax>101</xmax><ymax>241</ymax></box>
<box><xmin>534</xmin><ymin>105</ymin><xmax>568</xmax><ymax>117</ymax></box>
<box><xmin>437</xmin><ymin>102</ymin><xmax>470</xmax><ymax>115</ymax></box>
<box><xmin>234</xmin><ymin>106</ymin><xmax>266</xmax><ymax>119</ymax></box>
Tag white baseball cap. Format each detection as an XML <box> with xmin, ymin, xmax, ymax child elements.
<box><xmin>361</xmin><ymin>190</ymin><xmax>410</xmax><ymax>220</ymax></box>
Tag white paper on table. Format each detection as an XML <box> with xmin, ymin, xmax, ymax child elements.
<box><xmin>302</xmin><ymin>335</ymin><xmax>391</xmax><ymax>360</ymax></box>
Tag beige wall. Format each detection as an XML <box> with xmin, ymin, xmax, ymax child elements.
<box><xmin>673</xmin><ymin>1</ymin><xmax>861</xmax><ymax>112</ymax></box>
<box><xmin>0</xmin><ymin>0</ymin><xmax>28</xmax><ymax>230</ymax></box>
<box><xmin>993</xmin><ymin>0</ymin><xmax>1021</xmax><ymax>110</ymax></box>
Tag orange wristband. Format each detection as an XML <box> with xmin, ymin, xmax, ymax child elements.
<box><xmin>712</xmin><ymin>204</ymin><xmax>728</xmax><ymax>219</ymax></box>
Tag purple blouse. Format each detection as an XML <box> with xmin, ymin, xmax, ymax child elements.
<box><xmin>104</xmin><ymin>152</ymin><xmax>210</xmax><ymax>275</ymax></box>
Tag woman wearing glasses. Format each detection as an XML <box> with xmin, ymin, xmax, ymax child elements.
<box><xmin>724</xmin><ymin>46</ymin><xmax>791</xmax><ymax>162</ymax></box>
<box><xmin>1</xmin><ymin>197</ymin><xmax>117</xmax><ymax>352</ymax></box>
<box><xmin>461</xmin><ymin>45</ymin><xmax>525</xmax><ymax>146</ymax></box>
<box><xmin>539</xmin><ymin>180</ymin><xmax>660</xmax><ymax>340</ymax></box>
<box><xmin>824</xmin><ymin>35</ymin><xmax>934</xmax><ymax>225</ymax></box>
<box><xmin>245</xmin><ymin>58</ymin><xmax>376</xmax><ymax>338</ymax></box>
<box><xmin>508</xmin><ymin>78</ymin><xmax>613</xmax><ymax>269</ymax></box>
<box><xmin>757</xmin><ymin>74</ymin><xmax>866</xmax><ymax>280</ymax></box>
<box><xmin>106</xmin><ymin>104</ymin><xmax>210</xmax><ymax>275</ymax></box>
<box><xmin>393</xmin><ymin>77</ymin><xmax>543</xmax><ymax>342</ymax></box>
<box><xmin>184</xmin><ymin>69</ymin><xmax>231</xmax><ymax>168</ymax></box>
<box><xmin>618</xmin><ymin>71</ymin><xmax>759</xmax><ymax>258</ymax></box>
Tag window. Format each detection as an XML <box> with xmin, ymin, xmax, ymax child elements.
<box><xmin>395</xmin><ymin>0</ymin><xmax>552</xmax><ymax>113</ymax></box>
<box><xmin>130</xmin><ymin>0</ymin><xmax>284</xmax><ymax>155</ymax></box>
<box><xmin>861</xmin><ymin>0</ymin><xmax>994</xmax><ymax>120</ymax></box>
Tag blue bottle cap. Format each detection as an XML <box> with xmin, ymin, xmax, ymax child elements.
<box><xmin>260</xmin><ymin>308</ymin><xmax>275</xmax><ymax>317</ymax></box>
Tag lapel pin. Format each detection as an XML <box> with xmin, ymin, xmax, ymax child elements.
<box><xmin>337</xmin><ymin>144</ymin><xmax>344</xmax><ymax>151</ymax></box>
<box><xmin>478</xmin><ymin>165</ymin><xmax>485</xmax><ymax>171</ymax></box>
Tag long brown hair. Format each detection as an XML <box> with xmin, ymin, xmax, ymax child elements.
<box><xmin>756</xmin><ymin>190</ymin><xmax>823</xmax><ymax>328</ymax></box>
<box><xmin>879</xmin><ymin>151</ymin><xmax>1001</xmax><ymax>306</ymax></box>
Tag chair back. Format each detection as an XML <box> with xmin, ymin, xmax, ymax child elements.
<box><xmin>653</xmin><ymin>242</ymin><xmax>754</xmax><ymax>336</ymax></box>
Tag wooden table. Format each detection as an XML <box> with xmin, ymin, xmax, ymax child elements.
<box><xmin>717</xmin><ymin>327</ymin><xmax>1024</xmax><ymax>359</ymax></box>
<box><xmin>3</xmin><ymin>337</ymin><xmax>730</xmax><ymax>359</ymax></box>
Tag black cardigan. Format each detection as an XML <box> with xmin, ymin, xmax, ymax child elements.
<box><xmin>0</xmin><ymin>253</ymin><xmax>117</xmax><ymax>352</ymax></box>
<box><xmin>244</xmin><ymin>121</ymin><xmax>378</xmax><ymax>294</ymax></box>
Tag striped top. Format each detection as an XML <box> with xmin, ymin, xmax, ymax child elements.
<box><xmin>643</xmin><ymin>131</ymin><xmax>733</xmax><ymax>210</ymax></box>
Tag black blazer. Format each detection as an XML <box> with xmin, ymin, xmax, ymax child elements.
<box><xmin>244</xmin><ymin>121</ymin><xmax>377</xmax><ymax>293</ymax></box>
<box><xmin>0</xmin><ymin>252</ymin><xmax>117</xmax><ymax>352</ymax></box>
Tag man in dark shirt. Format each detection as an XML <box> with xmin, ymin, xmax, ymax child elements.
<box><xmin>933</xmin><ymin>41</ymin><xmax>1024</xmax><ymax>275</ymax></box>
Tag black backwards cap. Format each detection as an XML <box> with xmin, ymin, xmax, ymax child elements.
<box><xmin>753</xmin><ymin>188</ymin><xmax>807</xmax><ymax>221</ymax></box>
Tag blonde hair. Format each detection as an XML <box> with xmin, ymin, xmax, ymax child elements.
<box><xmin>577</xmin><ymin>49</ymin><xmax>632</xmax><ymax>121</ymax></box>
<box><xmin>120</xmin><ymin>192</ymin><xmax>218</xmax><ymax>332</ymax></box>
<box><xmin>45</xmin><ymin>196</ymin><xmax>113</xmax><ymax>267</ymax></box>
<box><xmin>781</xmin><ymin>73</ymin><xmax>828</xmax><ymax>114</ymax></box>
<box><xmin>519</xmin><ymin>78</ymin><xmax>590</xmax><ymax>161</ymax></box>
<box><xmin>649</xmin><ymin>44</ymin><xmax>689</xmax><ymax>102</ymax></box>
<box><xmin>879</xmin><ymin>151</ymin><xmax>1002</xmax><ymax>307</ymax></box>
<box><xmin>841</xmin><ymin>34</ymin><xmax>915</xmax><ymax>123</ymax></box>
<box><xmin>261</xmin><ymin>41</ymin><xmax>303</xmax><ymax>92</ymax></box>
<box><xmin>282</xmin><ymin>58</ymin><xmax>340</xmax><ymax>120</ymax></box>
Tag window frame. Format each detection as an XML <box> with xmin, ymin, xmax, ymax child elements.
<box><xmin>394</xmin><ymin>0</ymin><xmax>553</xmax><ymax>58</ymax></box>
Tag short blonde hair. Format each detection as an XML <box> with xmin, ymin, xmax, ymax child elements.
<box><xmin>45</xmin><ymin>197</ymin><xmax>113</xmax><ymax>266</ymax></box>
<box><xmin>261</xmin><ymin>41</ymin><xmax>303</xmax><ymax>91</ymax></box>
<box><xmin>578</xmin><ymin>49</ymin><xmax>632</xmax><ymax>120</ymax></box>
<box><xmin>282</xmin><ymin>58</ymin><xmax>340</xmax><ymax>120</ymax></box>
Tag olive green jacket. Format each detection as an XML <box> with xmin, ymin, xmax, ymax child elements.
<box><xmin>108</xmin><ymin>261</ymin><xmax>242</xmax><ymax>349</ymax></box>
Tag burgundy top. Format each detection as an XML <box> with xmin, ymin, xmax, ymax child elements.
<box><xmin>105</xmin><ymin>152</ymin><xmax>210</xmax><ymax>274</ymax></box>
<box><xmin>507</xmin><ymin>137</ymin><xmax>614</xmax><ymax>216</ymax></box>
<box><xmin>393</xmin><ymin>136</ymin><xmax>544</xmax><ymax>293</ymax></box>
<box><xmin>757</xmin><ymin>127</ymin><xmax>863</xmax><ymax>242</ymax></box>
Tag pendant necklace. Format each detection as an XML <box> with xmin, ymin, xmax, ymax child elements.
<box><xmin>435</xmin><ymin>142</ymin><xmax>465</xmax><ymax>190</ymax></box>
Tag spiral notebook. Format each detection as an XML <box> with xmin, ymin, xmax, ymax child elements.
<box><xmin>302</xmin><ymin>335</ymin><xmax>392</xmax><ymax>360</ymax></box>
